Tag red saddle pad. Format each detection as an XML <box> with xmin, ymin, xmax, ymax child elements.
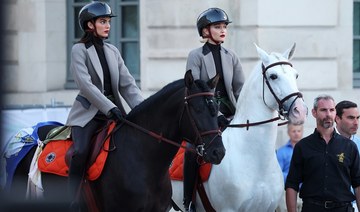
<box><xmin>169</xmin><ymin>141</ymin><xmax>212</xmax><ymax>182</ymax></box>
<box><xmin>38</xmin><ymin>122</ymin><xmax>115</xmax><ymax>181</ymax></box>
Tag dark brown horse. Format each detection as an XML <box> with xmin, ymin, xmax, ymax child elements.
<box><xmin>5</xmin><ymin>70</ymin><xmax>225</xmax><ymax>211</ymax></box>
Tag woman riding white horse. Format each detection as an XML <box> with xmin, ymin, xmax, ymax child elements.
<box><xmin>171</xmin><ymin>44</ymin><xmax>308</xmax><ymax>212</ymax></box>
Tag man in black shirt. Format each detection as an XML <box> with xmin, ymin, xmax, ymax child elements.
<box><xmin>285</xmin><ymin>94</ymin><xmax>360</xmax><ymax>212</ymax></box>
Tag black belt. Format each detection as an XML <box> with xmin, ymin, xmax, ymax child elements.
<box><xmin>304</xmin><ymin>199</ymin><xmax>350</xmax><ymax>209</ymax></box>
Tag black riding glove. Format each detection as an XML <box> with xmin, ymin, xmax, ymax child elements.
<box><xmin>108</xmin><ymin>107</ymin><xmax>124</xmax><ymax>122</ymax></box>
<box><xmin>217</xmin><ymin>115</ymin><xmax>229</xmax><ymax>131</ymax></box>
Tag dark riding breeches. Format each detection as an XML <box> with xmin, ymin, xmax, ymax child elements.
<box><xmin>68</xmin><ymin>115</ymin><xmax>107</xmax><ymax>202</ymax></box>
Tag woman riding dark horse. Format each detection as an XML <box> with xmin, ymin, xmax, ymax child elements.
<box><xmin>7</xmin><ymin>70</ymin><xmax>225</xmax><ymax>211</ymax></box>
<box><xmin>65</xmin><ymin>2</ymin><xmax>144</xmax><ymax>210</ymax></box>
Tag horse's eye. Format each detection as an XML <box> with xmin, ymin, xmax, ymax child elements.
<box><xmin>269</xmin><ymin>74</ymin><xmax>277</xmax><ymax>80</ymax></box>
<box><xmin>206</xmin><ymin>98</ymin><xmax>214</xmax><ymax>105</ymax></box>
<box><xmin>206</xmin><ymin>98</ymin><xmax>218</xmax><ymax>116</ymax></box>
<box><xmin>296</xmin><ymin>73</ymin><xmax>299</xmax><ymax>79</ymax></box>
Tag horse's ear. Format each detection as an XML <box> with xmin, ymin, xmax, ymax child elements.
<box><xmin>207</xmin><ymin>73</ymin><xmax>219</xmax><ymax>89</ymax></box>
<box><xmin>283</xmin><ymin>43</ymin><xmax>296</xmax><ymax>60</ymax></box>
<box><xmin>254</xmin><ymin>43</ymin><xmax>270</xmax><ymax>64</ymax></box>
<box><xmin>184</xmin><ymin>70</ymin><xmax>194</xmax><ymax>88</ymax></box>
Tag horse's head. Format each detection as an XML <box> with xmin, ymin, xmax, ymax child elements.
<box><xmin>180</xmin><ymin>70</ymin><xmax>225</xmax><ymax>164</ymax></box>
<box><xmin>255</xmin><ymin>43</ymin><xmax>308</xmax><ymax>124</ymax></box>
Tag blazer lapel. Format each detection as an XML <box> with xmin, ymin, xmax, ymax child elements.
<box><xmin>204</xmin><ymin>53</ymin><xmax>216</xmax><ymax>79</ymax></box>
<box><xmin>87</xmin><ymin>46</ymin><xmax>104</xmax><ymax>84</ymax></box>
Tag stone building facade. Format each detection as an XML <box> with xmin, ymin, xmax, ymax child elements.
<box><xmin>2</xmin><ymin>0</ymin><xmax>360</xmax><ymax>144</ymax></box>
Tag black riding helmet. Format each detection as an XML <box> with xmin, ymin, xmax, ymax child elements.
<box><xmin>78</xmin><ymin>1</ymin><xmax>116</xmax><ymax>31</ymax></box>
<box><xmin>196</xmin><ymin>8</ymin><xmax>231</xmax><ymax>37</ymax></box>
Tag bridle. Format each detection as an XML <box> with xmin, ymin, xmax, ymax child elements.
<box><xmin>262</xmin><ymin>61</ymin><xmax>302</xmax><ymax>118</ymax></box>
<box><xmin>181</xmin><ymin>88</ymin><xmax>222</xmax><ymax>156</ymax></box>
<box><xmin>108</xmin><ymin>87</ymin><xmax>222</xmax><ymax>155</ymax></box>
<box><xmin>228</xmin><ymin>61</ymin><xmax>303</xmax><ymax>130</ymax></box>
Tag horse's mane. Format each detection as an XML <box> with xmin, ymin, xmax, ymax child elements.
<box><xmin>238</xmin><ymin>61</ymin><xmax>262</xmax><ymax>100</ymax></box>
<box><xmin>128</xmin><ymin>78</ymin><xmax>210</xmax><ymax>117</ymax></box>
<box><xmin>128</xmin><ymin>79</ymin><xmax>184</xmax><ymax>117</ymax></box>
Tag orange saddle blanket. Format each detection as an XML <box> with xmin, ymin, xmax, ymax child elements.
<box><xmin>169</xmin><ymin>141</ymin><xmax>212</xmax><ymax>182</ymax></box>
<box><xmin>38</xmin><ymin>122</ymin><xmax>115</xmax><ymax>181</ymax></box>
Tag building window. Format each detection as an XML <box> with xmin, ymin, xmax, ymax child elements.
<box><xmin>65</xmin><ymin>0</ymin><xmax>140</xmax><ymax>89</ymax></box>
<box><xmin>117</xmin><ymin>1</ymin><xmax>140</xmax><ymax>83</ymax></box>
<box><xmin>354</xmin><ymin>0</ymin><xmax>360</xmax><ymax>88</ymax></box>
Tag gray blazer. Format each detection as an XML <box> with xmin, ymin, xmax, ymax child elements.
<box><xmin>186</xmin><ymin>44</ymin><xmax>245</xmax><ymax>107</ymax></box>
<box><xmin>66</xmin><ymin>42</ymin><xmax>144</xmax><ymax>127</ymax></box>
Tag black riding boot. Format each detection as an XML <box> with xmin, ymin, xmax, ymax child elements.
<box><xmin>183</xmin><ymin>145</ymin><xmax>198</xmax><ymax>212</ymax></box>
<box><xmin>68</xmin><ymin>155</ymin><xmax>86</xmax><ymax>212</ymax></box>
<box><xmin>68</xmin><ymin>117</ymin><xmax>105</xmax><ymax>211</ymax></box>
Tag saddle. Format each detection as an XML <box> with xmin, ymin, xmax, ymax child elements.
<box><xmin>37</xmin><ymin>121</ymin><xmax>116</xmax><ymax>180</ymax></box>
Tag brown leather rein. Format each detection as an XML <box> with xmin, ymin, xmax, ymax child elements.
<box><xmin>227</xmin><ymin>61</ymin><xmax>302</xmax><ymax>130</ymax></box>
<box><xmin>109</xmin><ymin>88</ymin><xmax>221</xmax><ymax>154</ymax></box>
<box><xmin>227</xmin><ymin>117</ymin><xmax>288</xmax><ymax>130</ymax></box>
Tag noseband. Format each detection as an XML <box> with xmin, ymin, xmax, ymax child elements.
<box><xmin>262</xmin><ymin>61</ymin><xmax>303</xmax><ymax>118</ymax></box>
<box><xmin>182</xmin><ymin>88</ymin><xmax>222</xmax><ymax>156</ymax></box>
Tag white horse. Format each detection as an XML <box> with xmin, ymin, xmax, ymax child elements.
<box><xmin>171</xmin><ymin>44</ymin><xmax>308</xmax><ymax>212</ymax></box>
